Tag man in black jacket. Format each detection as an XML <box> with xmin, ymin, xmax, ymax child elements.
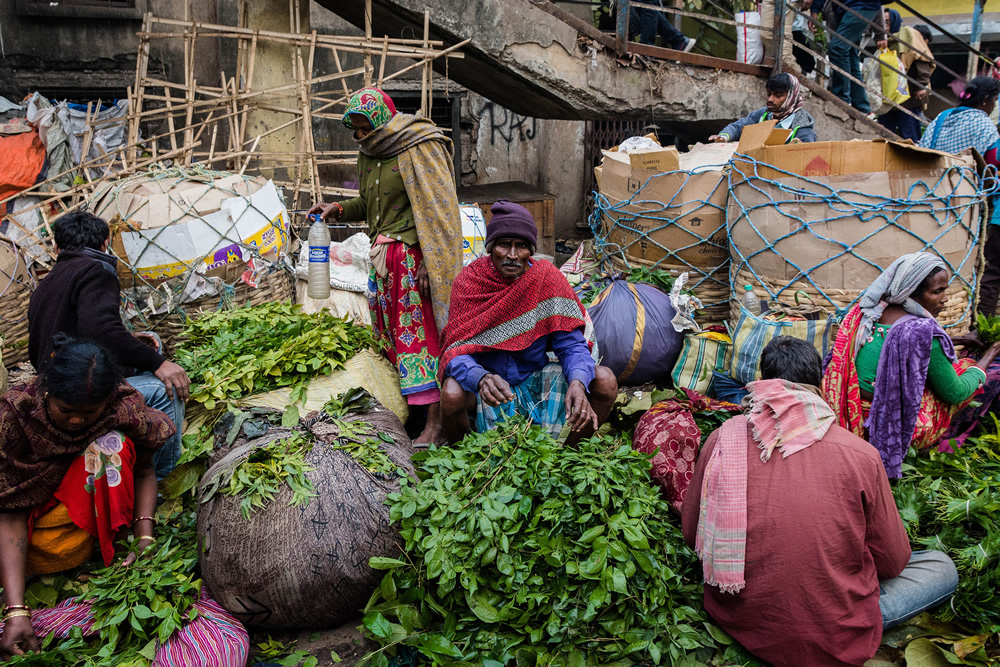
<box><xmin>28</xmin><ymin>211</ymin><xmax>189</xmax><ymax>480</ymax></box>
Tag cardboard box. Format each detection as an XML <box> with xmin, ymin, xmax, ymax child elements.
<box><xmin>728</xmin><ymin>139</ymin><xmax>980</xmax><ymax>291</ymax></box>
<box><xmin>594</xmin><ymin>144</ymin><xmax>734</xmax><ymax>269</ymax></box>
<box><xmin>92</xmin><ymin>174</ymin><xmax>289</xmax><ymax>285</ymax></box>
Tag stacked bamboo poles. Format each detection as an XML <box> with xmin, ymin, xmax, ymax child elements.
<box><xmin>0</xmin><ymin>7</ymin><xmax>467</xmax><ymax>269</ymax></box>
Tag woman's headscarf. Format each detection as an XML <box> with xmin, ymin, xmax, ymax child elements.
<box><xmin>342</xmin><ymin>87</ymin><xmax>397</xmax><ymax>131</ymax></box>
<box><xmin>885</xmin><ymin>9</ymin><xmax>902</xmax><ymax>35</ymax></box>
<box><xmin>854</xmin><ymin>251</ymin><xmax>946</xmax><ymax>353</ymax></box>
<box><xmin>772</xmin><ymin>73</ymin><xmax>804</xmax><ymax>121</ymax></box>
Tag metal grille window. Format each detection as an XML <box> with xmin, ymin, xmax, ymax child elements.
<box><xmin>583</xmin><ymin>119</ymin><xmax>647</xmax><ymax>220</ymax></box>
<box><xmin>16</xmin><ymin>0</ymin><xmax>147</xmax><ymax>19</ymax></box>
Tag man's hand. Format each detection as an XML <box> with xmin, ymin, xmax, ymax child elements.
<box><xmin>0</xmin><ymin>615</ymin><xmax>39</xmax><ymax>658</ymax></box>
<box><xmin>708</xmin><ymin>135</ymin><xmax>727</xmax><ymax>143</ymax></box>
<box><xmin>877</xmin><ymin>39</ymin><xmax>888</xmax><ymax>50</ymax></box>
<box><xmin>478</xmin><ymin>374</ymin><xmax>514</xmax><ymax>407</ymax></box>
<box><xmin>155</xmin><ymin>360</ymin><xmax>190</xmax><ymax>401</ymax></box>
<box><xmin>134</xmin><ymin>332</ymin><xmax>161</xmax><ymax>352</ymax></box>
<box><xmin>564</xmin><ymin>380</ymin><xmax>598</xmax><ymax>434</ymax></box>
<box><xmin>915</xmin><ymin>89</ymin><xmax>929</xmax><ymax>102</ymax></box>
<box><xmin>416</xmin><ymin>262</ymin><xmax>431</xmax><ymax>300</ymax></box>
<box><xmin>306</xmin><ymin>202</ymin><xmax>343</xmax><ymax>221</ymax></box>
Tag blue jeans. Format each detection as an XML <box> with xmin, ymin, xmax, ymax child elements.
<box><xmin>828</xmin><ymin>7</ymin><xmax>879</xmax><ymax>113</ymax></box>
<box><xmin>127</xmin><ymin>373</ymin><xmax>185</xmax><ymax>482</ymax></box>
<box><xmin>631</xmin><ymin>6</ymin><xmax>687</xmax><ymax>50</ymax></box>
<box><xmin>879</xmin><ymin>550</ymin><xmax>959</xmax><ymax>629</ymax></box>
<box><xmin>878</xmin><ymin>107</ymin><xmax>923</xmax><ymax>142</ymax></box>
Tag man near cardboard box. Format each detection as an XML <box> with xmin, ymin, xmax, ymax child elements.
<box><xmin>709</xmin><ymin>73</ymin><xmax>817</xmax><ymax>144</ymax></box>
<box><xmin>26</xmin><ymin>212</ymin><xmax>188</xmax><ymax>481</ymax></box>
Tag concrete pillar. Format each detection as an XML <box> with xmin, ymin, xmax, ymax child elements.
<box><xmin>244</xmin><ymin>0</ymin><xmax>311</xmax><ymax>183</ymax></box>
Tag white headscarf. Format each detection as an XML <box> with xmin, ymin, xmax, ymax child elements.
<box><xmin>854</xmin><ymin>252</ymin><xmax>946</xmax><ymax>353</ymax></box>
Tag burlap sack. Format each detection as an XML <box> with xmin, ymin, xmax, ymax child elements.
<box><xmin>197</xmin><ymin>399</ymin><xmax>414</xmax><ymax>629</ymax></box>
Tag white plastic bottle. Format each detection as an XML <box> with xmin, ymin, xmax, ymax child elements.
<box><xmin>307</xmin><ymin>214</ymin><xmax>331</xmax><ymax>299</ymax></box>
<box><xmin>742</xmin><ymin>284</ymin><xmax>759</xmax><ymax>315</ymax></box>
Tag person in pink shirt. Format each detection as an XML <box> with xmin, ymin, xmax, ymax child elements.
<box><xmin>682</xmin><ymin>336</ymin><xmax>958</xmax><ymax>666</ymax></box>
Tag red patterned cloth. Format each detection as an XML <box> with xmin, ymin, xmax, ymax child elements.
<box><xmin>368</xmin><ymin>241</ymin><xmax>442</xmax><ymax>401</ymax></box>
<box><xmin>439</xmin><ymin>256</ymin><xmax>588</xmax><ymax>379</ymax></box>
<box><xmin>633</xmin><ymin>389</ymin><xmax>741</xmax><ymax>513</ymax></box>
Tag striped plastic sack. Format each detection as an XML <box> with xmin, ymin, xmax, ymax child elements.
<box><xmin>729</xmin><ymin>306</ymin><xmax>835</xmax><ymax>385</ymax></box>
<box><xmin>671</xmin><ymin>331</ymin><xmax>732</xmax><ymax>395</ymax></box>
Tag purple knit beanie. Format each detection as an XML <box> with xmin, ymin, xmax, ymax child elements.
<box><xmin>485</xmin><ymin>200</ymin><xmax>537</xmax><ymax>253</ymax></box>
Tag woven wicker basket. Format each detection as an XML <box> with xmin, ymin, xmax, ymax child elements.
<box><xmin>125</xmin><ymin>268</ymin><xmax>297</xmax><ymax>356</ymax></box>
<box><xmin>729</xmin><ymin>268</ymin><xmax>972</xmax><ymax>334</ymax></box>
<box><xmin>0</xmin><ymin>237</ymin><xmax>36</xmax><ymax>370</ymax></box>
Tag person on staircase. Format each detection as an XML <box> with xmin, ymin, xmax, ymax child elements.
<box><xmin>709</xmin><ymin>72</ymin><xmax>817</xmax><ymax>143</ymax></box>
<box><xmin>629</xmin><ymin>0</ymin><xmax>697</xmax><ymax>53</ymax></box>
<box><xmin>878</xmin><ymin>22</ymin><xmax>935</xmax><ymax>141</ymax></box>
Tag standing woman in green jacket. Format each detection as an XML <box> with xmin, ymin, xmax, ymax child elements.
<box><xmin>309</xmin><ymin>88</ymin><xmax>462</xmax><ymax>446</ymax></box>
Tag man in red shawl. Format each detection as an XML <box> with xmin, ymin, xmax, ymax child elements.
<box><xmin>439</xmin><ymin>201</ymin><xmax>617</xmax><ymax>445</ymax></box>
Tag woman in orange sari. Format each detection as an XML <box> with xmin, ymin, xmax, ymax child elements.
<box><xmin>0</xmin><ymin>337</ymin><xmax>173</xmax><ymax>658</ymax></box>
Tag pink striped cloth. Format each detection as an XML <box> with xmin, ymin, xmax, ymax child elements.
<box><xmin>695</xmin><ymin>379</ymin><xmax>835</xmax><ymax>593</ymax></box>
<box><xmin>4</xmin><ymin>588</ymin><xmax>248</xmax><ymax>665</ymax></box>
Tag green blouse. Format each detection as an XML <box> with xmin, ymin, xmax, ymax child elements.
<box><xmin>339</xmin><ymin>154</ymin><xmax>418</xmax><ymax>246</ymax></box>
<box><xmin>855</xmin><ymin>322</ymin><xmax>985</xmax><ymax>404</ymax></box>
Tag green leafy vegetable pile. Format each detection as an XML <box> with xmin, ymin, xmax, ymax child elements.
<box><xmin>576</xmin><ymin>267</ymin><xmax>681</xmax><ymax>308</ymax></box>
<box><xmin>976</xmin><ymin>313</ymin><xmax>1000</xmax><ymax>344</ymax></box>
<box><xmin>359</xmin><ymin>418</ymin><xmax>744</xmax><ymax>666</ymax></box>
<box><xmin>893</xmin><ymin>425</ymin><xmax>1000</xmax><ymax>635</ymax></box>
<box><xmin>176</xmin><ymin>301</ymin><xmax>378</xmax><ymax>410</ymax></box>
<box><xmin>324</xmin><ymin>389</ymin><xmax>402</xmax><ymax>476</ymax></box>
<box><xmin>200</xmin><ymin>431</ymin><xmax>317</xmax><ymax>520</ymax></box>
<box><xmin>7</xmin><ymin>503</ymin><xmax>201</xmax><ymax>667</ymax></box>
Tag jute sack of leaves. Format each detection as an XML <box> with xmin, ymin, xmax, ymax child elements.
<box><xmin>197</xmin><ymin>389</ymin><xmax>416</xmax><ymax>630</ymax></box>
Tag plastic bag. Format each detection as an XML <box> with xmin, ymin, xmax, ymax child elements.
<box><xmin>736</xmin><ymin>12</ymin><xmax>764</xmax><ymax>65</ymax></box>
<box><xmin>865</xmin><ymin>49</ymin><xmax>910</xmax><ymax>116</ymax></box>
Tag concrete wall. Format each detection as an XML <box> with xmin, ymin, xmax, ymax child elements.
<box><xmin>0</xmin><ymin>1</ymin><xmax>225</xmax><ymax>99</ymax></box>
<box><xmin>464</xmin><ymin>93</ymin><xmax>587</xmax><ymax>238</ymax></box>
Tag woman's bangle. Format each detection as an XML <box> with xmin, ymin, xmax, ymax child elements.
<box><xmin>135</xmin><ymin>535</ymin><xmax>156</xmax><ymax>543</ymax></box>
<box><xmin>3</xmin><ymin>610</ymin><xmax>32</xmax><ymax>620</ymax></box>
<box><xmin>131</xmin><ymin>516</ymin><xmax>155</xmax><ymax>527</ymax></box>
<box><xmin>3</xmin><ymin>604</ymin><xmax>29</xmax><ymax>612</ymax></box>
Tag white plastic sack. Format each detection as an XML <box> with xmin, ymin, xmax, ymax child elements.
<box><xmin>460</xmin><ymin>205</ymin><xmax>487</xmax><ymax>266</ymax></box>
<box><xmin>736</xmin><ymin>12</ymin><xmax>764</xmax><ymax>65</ymax></box>
<box><xmin>616</xmin><ymin>136</ymin><xmax>661</xmax><ymax>154</ymax></box>
<box><xmin>60</xmin><ymin>99</ymin><xmax>131</xmax><ymax>179</ymax></box>
<box><xmin>295</xmin><ymin>231</ymin><xmax>370</xmax><ymax>293</ymax></box>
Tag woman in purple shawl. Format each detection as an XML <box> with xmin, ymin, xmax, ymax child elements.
<box><xmin>823</xmin><ymin>252</ymin><xmax>1000</xmax><ymax>478</ymax></box>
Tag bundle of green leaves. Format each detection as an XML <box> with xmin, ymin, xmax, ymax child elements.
<box><xmin>7</xmin><ymin>502</ymin><xmax>201</xmax><ymax>667</ymax></box>
<box><xmin>359</xmin><ymin>419</ymin><xmax>744</xmax><ymax>666</ymax></box>
<box><xmin>176</xmin><ymin>301</ymin><xmax>378</xmax><ymax>410</ymax></box>
<box><xmin>200</xmin><ymin>431</ymin><xmax>317</xmax><ymax>520</ymax></box>
<box><xmin>893</xmin><ymin>424</ymin><xmax>1000</xmax><ymax>637</ymax></box>
<box><xmin>975</xmin><ymin>313</ymin><xmax>1000</xmax><ymax>345</ymax></box>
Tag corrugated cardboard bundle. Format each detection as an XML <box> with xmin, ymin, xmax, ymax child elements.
<box><xmin>728</xmin><ymin>127</ymin><xmax>983</xmax><ymax>330</ymax></box>
<box><xmin>593</xmin><ymin>139</ymin><xmax>737</xmax><ymax>326</ymax></box>
<box><xmin>87</xmin><ymin>171</ymin><xmax>289</xmax><ymax>287</ymax></box>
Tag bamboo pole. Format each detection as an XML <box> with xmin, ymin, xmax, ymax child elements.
<box><xmin>364</xmin><ymin>0</ymin><xmax>373</xmax><ymax>86</ymax></box>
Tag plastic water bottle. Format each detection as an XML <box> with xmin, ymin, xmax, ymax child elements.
<box><xmin>742</xmin><ymin>284</ymin><xmax>759</xmax><ymax>315</ymax></box>
<box><xmin>307</xmin><ymin>214</ymin><xmax>331</xmax><ymax>299</ymax></box>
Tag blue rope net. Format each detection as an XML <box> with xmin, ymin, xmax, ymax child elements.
<box><xmin>727</xmin><ymin>153</ymin><xmax>994</xmax><ymax>329</ymax></box>
<box><xmin>588</xmin><ymin>165</ymin><xmax>732</xmax><ymax>322</ymax></box>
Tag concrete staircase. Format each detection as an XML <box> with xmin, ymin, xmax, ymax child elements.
<box><xmin>320</xmin><ymin>0</ymin><xmax>894</xmax><ymax>141</ymax></box>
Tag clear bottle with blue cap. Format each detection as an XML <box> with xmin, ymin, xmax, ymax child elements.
<box><xmin>307</xmin><ymin>214</ymin><xmax>331</xmax><ymax>299</ymax></box>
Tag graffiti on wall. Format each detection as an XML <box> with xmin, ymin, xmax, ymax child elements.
<box><xmin>477</xmin><ymin>101</ymin><xmax>537</xmax><ymax>146</ymax></box>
